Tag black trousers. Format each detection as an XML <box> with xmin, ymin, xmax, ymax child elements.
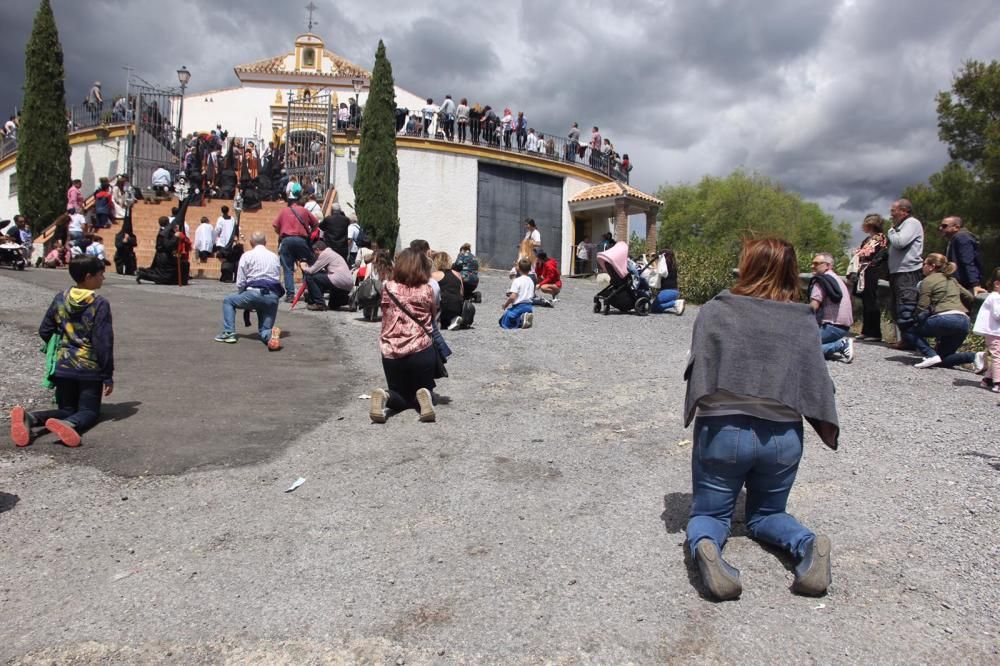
<box><xmin>859</xmin><ymin>265</ymin><xmax>882</xmax><ymax>338</ymax></box>
<box><xmin>304</xmin><ymin>273</ymin><xmax>350</xmax><ymax>308</ymax></box>
<box><xmin>381</xmin><ymin>346</ymin><xmax>437</xmax><ymax>412</ymax></box>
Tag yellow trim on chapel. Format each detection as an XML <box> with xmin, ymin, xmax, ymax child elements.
<box><xmin>0</xmin><ymin>124</ymin><xmax>130</xmax><ymax>171</ymax></box>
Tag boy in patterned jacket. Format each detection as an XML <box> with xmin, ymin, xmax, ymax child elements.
<box><xmin>10</xmin><ymin>255</ymin><xmax>115</xmax><ymax>447</ymax></box>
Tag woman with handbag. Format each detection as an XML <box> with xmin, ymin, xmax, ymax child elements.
<box><xmin>852</xmin><ymin>214</ymin><xmax>888</xmax><ymax>341</ymax></box>
<box><xmin>370</xmin><ymin>248</ymin><xmax>440</xmax><ymax>423</ymax></box>
<box><xmin>650</xmin><ymin>249</ymin><xmax>685</xmax><ymax>315</ymax></box>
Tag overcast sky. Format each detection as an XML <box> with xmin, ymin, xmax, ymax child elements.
<box><xmin>2</xmin><ymin>0</ymin><xmax>999</xmax><ymax>231</ymax></box>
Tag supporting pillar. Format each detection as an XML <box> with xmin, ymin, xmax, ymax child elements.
<box><xmin>645</xmin><ymin>208</ymin><xmax>659</xmax><ymax>253</ymax></box>
<box><xmin>614</xmin><ymin>197</ymin><xmax>628</xmax><ymax>243</ymax></box>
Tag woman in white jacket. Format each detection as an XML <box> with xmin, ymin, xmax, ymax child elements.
<box><xmin>973</xmin><ymin>266</ymin><xmax>1000</xmax><ymax>391</ymax></box>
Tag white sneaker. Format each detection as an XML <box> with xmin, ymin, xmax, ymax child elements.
<box><xmin>674</xmin><ymin>299</ymin><xmax>685</xmax><ymax>315</ymax></box>
<box><xmin>521</xmin><ymin>312</ymin><xmax>534</xmax><ymax>329</ymax></box>
<box><xmin>973</xmin><ymin>351</ymin><xmax>987</xmax><ymax>374</ymax></box>
<box><xmin>447</xmin><ymin>316</ymin><xmax>463</xmax><ymax>331</ymax></box>
<box><xmin>369</xmin><ymin>388</ymin><xmax>388</xmax><ymax>423</ymax></box>
<box><xmin>416</xmin><ymin>387</ymin><xmax>436</xmax><ymax>423</ymax></box>
<box><xmin>840</xmin><ymin>337</ymin><xmax>854</xmax><ymax>364</ymax></box>
<box><xmin>914</xmin><ymin>355</ymin><xmax>942</xmax><ymax>369</ymax></box>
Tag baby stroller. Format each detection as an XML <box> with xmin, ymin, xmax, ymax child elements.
<box><xmin>593</xmin><ymin>241</ymin><xmax>651</xmax><ymax>316</ymax></box>
<box><xmin>0</xmin><ymin>241</ymin><xmax>27</xmax><ymax>271</ymax></box>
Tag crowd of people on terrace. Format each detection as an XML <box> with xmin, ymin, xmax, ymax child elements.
<box><xmin>395</xmin><ymin>96</ymin><xmax>632</xmax><ymax>181</ymax></box>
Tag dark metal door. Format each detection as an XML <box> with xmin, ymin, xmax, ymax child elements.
<box><xmin>476</xmin><ymin>162</ymin><xmax>563</xmax><ymax>269</ymax></box>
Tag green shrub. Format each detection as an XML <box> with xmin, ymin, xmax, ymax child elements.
<box><xmin>676</xmin><ymin>245</ymin><xmax>737</xmax><ymax>304</ymax></box>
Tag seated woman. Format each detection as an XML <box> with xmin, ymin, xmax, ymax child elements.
<box><xmin>369</xmin><ymin>248</ymin><xmax>439</xmax><ymax>424</ymax></box>
<box><xmin>42</xmin><ymin>240</ymin><xmax>68</xmax><ymax>268</ymax></box>
<box><xmin>650</xmin><ymin>249</ymin><xmax>685</xmax><ymax>315</ymax></box>
<box><xmin>136</xmin><ymin>218</ymin><xmax>188</xmax><ymax>285</ymax></box>
<box><xmin>684</xmin><ymin>238</ymin><xmax>839</xmax><ymax>600</ymax></box>
<box><xmin>453</xmin><ymin>242</ymin><xmax>479</xmax><ymax>297</ymax></box>
<box><xmin>431</xmin><ymin>251</ymin><xmax>466</xmax><ymax>330</ymax></box>
<box><xmin>299</xmin><ymin>240</ymin><xmax>354</xmax><ymax>311</ymax></box>
<box><xmin>904</xmin><ymin>253</ymin><xmax>979</xmax><ymax>369</ymax></box>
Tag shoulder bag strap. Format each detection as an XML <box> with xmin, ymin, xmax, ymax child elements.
<box><xmin>384</xmin><ymin>287</ymin><xmax>435</xmax><ymax>343</ymax></box>
<box><xmin>288</xmin><ymin>206</ymin><xmax>312</xmax><ymax>237</ymax></box>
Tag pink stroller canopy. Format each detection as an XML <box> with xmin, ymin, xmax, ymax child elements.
<box><xmin>596</xmin><ymin>240</ymin><xmax>629</xmax><ymax>278</ymax></box>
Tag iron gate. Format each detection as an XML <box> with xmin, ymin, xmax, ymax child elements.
<box><xmin>128</xmin><ymin>83</ymin><xmax>182</xmax><ymax>190</ymax></box>
<box><xmin>284</xmin><ymin>93</ymin><xmax>334</xmax><ymax>196</ymax></box>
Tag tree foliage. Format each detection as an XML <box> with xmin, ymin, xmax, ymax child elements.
<box><xmin>905</xmin><ymin>59</ymin><xmax>1000</xmax><ymax>272</ymax></box>
<box><xmin>16</xmin><ymin>0</ymin><xmax>71</xmax><ymax>233</ymax></box>
<box><xmin>353</xmin><ymin>40</ymin><xmax>399</xmax><ymax>252</ymax></box>
<box><xmin>656</xmin><ymin>169</ymin><xmax>850</xmax><ymax>268</ymax></box>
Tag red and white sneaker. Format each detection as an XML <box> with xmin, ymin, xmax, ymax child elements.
<box><xmin>45</xmin><ymin>419</ymin><xmax>81</xmax><ymax>447</ymax></box>
<box><xmin>10</xmin><ymin>406</ymin><xmax>31</xmax><ymax>447</ymax></box>
<box><xmin>267</xmin><ymin>327</ymin><xmax>282</xmax><ymax>351</ymax></box>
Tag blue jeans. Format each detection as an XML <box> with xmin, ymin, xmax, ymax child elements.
<box><xmin>499</xmin><ymin>301</ymin><xmax>533</xmax><ymax>329</ymax></box>
<box><xmin>29</xmin><ymin>377</ymin><xmax>104</xmax><ymax>432</ymax></box>
<box><xmin>820</xmin><ymin>323</ymin><xmax>849</xmax><ymax>358</ymax></box>
<box><xmin>904</xmin><ymin>313</ymin><xmax>976</xmax><ymax>367</ymax></box>
<box><xmin>687</xmin><ymin>414</ymin><xmax>814</xmax><ymax>561</ymax></box>
<box><xmin>652</xmin><ymin>289</ymin><xmax>680</xmax><ymax>313</ymax></box>
<box><xmin>222</xmin><ymin>289</ymin><xmax>279</xmax><ymax>344</ymax></box>
<box><xmin>277</xmin><ymin>236</ymin><xmax>313</xmax><ymax>295</ymax></box>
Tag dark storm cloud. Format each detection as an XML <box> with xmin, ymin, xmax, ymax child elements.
<box><xmin>3</xmin><ymin>0</ymin><xmax>999</xmax><ymax>230</ymax></box>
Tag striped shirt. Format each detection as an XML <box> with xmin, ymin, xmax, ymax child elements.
<box><xmin>235</xmin><ymin>245</ymin><xmax>281</xmax><ymax>291</ymax></box>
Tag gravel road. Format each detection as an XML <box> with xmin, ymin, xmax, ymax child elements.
<box><xmin>0</xmin><ymin>268</ymin><xmax>997</xmax><ymax>664</ymax></box>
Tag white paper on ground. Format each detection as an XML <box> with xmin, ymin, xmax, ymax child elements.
<box><xmin>285</xmin><ymin>477</ymin><xmax>306</xmax><ymax>493</ymax></box>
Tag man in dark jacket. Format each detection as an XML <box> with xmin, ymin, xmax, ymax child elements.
<box><xmin>942</xmin><ymin>216</ymin><xmax>985</xmax><ymax>294</ymax></box>
<box><xmin>319</xmin><ymin>202</ymin><xmax>351</xmax><ymax>261</ymax></box>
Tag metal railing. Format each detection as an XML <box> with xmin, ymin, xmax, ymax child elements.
<box><xmin>0</xmin><ymin>135</ymin><xmax>16</xmax><ymax>160</ymax></box>
<box><xmin>66</xmin><ymin>96</ymin><xmax>131</xmax><ymax>132</ymax></box>
<box><xmin>396</xmin><ymin>115</ymin><xmax>632</xmax><ymax>183</ymax></box>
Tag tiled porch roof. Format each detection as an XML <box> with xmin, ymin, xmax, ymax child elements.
<box><xmin>568</xmin><ymin>181</ymin><xmax>663</xmax><ymax>207</ymax></box>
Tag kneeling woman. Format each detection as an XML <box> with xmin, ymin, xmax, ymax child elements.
<box><xmin>683</xmin><ymin>238</ymin><xmax>839</xmax><ymax>600</ymax></box>
<box><xmin>905</xmin><ymin>253</ymin><xmax>978</xmax><ymax>369</ymax></box>
<box><xmin>650</xmin><ymin>249</ymin><xmax>685</xmax><ymax>315</ymax></box>
<box><xmin>369</xmin><ymin>248</ymin><xmax>438</xmax><ymax>423</ymax></box>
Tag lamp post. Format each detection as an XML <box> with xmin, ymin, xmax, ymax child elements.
<box><xmin>351</xmin><ymin>77</ymin><xmax>367</xmax><ymax>117</ymax></box>
<box><xmin>176</xmin><ymin>66</ymin><xmax>191</xmax><ymax>160</ymax></box>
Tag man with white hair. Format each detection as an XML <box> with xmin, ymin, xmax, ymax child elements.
<box><xmin>809</xmin><ymin>252</ymin><xmax>854</xmax><ymax>362</ymax></box>
<box><xmin>214</xmin><ymin>232</ymin><xmax>283</xmax><ymax>351</ymax></box>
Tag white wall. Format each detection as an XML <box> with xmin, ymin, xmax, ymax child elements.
<box><xmin>0</xmin><ymin>135</ymin><xmax>126</xmax><ymax>221</ymax></box>
<box><xmin>182</xmin><ymin>86</ymin><xmax>276</xmax><ymax>139</ymax></box>
<box><xmin>330</xmin><ymin>144</ymin><xmax>479</xmax><ymax>255</ymax></box>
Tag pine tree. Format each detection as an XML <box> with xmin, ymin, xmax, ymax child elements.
<box><xmin>16</xmin><ymin>0</ymin><xmax>71</xmax><ymax>234</ymax></box>
<box><xmin>354</xmin><ymin>40</ymin><xmax>399</xmax><ymax>251</ymax></box>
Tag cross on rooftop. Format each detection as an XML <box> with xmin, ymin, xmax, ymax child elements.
<box><xmin>306</xmin><ymin>2</ymin><xmax>318</xmax><ymax>31</ymax></box>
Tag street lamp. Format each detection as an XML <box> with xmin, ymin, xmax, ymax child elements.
<box><xmin>352</xmin><ymin>77</ymin><xmax>367</xmax><ymax>106</ymax></box>
<box><xmin>176</xmin><ymin>66</ymin><xmax>191</xmax><ymax>158</ymax></box>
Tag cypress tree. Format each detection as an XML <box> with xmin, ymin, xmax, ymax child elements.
<box><xmin>354</xmin><ymin>40</ymin><xmax>399</xmax><ymax>251</ymax></box>
<box><xmin>16</xmin><ymin>0</ymin><xmax>71</xmax><ymax>234</ymax></box>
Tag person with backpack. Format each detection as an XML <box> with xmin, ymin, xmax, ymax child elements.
<box><xmin>347</xmin><ymin>217</ymin><xmax>368</xmax><ymax>268</ymax></box>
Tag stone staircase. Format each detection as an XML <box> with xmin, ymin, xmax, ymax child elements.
<box><xmin>128</xmin><ymin>199</ymin><xmax>293</xmax><ymax>279</ymax></box>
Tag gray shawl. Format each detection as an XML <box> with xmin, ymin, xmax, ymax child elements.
<box><xmin>683</xmin><ymin>290</ymin><xmax>840</xmax><ymax>450</ymax></box>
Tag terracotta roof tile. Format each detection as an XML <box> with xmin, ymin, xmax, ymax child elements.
<box><xmin>234</xmin><ymin>50</ymin><xmax>369</xmax><ymax>78</ymax></box>
<box><xmin>568</xmin><ymin>181</ymin><xmax>663</xmax><ymax>206</ymax></box>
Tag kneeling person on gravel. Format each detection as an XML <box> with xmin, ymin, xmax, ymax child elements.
<box><xmin>10</xmin><ymin>255</ymin><xmax>115</xmax><ymax>448</ymax></box>
<box><xmin>500</xmin><ymin>258</ymin><xmax>535</xmax><ymax>329</ymax></box>
<box><xmin>214</xmin><ymin>232</ymin><xmax>283</xmax><ymax>351</ymax></box>
<box><xmin>809</xmin><ymin>253</ymin><xmax>854</xmax><ymax>363</ymax></box>
<box><xmin>299</xmin><ymin>240</ymin><xmax>353</xmax><ymax>311</ymax></box>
